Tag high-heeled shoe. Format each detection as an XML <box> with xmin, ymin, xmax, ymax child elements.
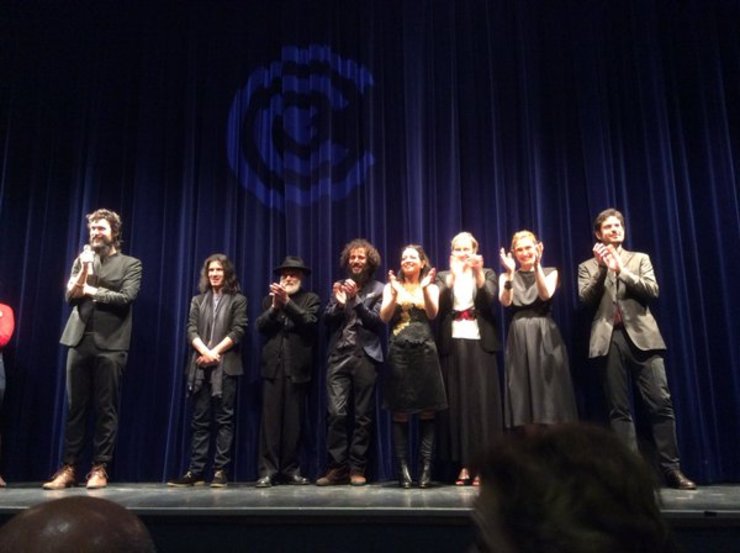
<box><xmin>455</xmin><ymin>469</ymin><xmax>471</xmax><ymax>486</ymax></box>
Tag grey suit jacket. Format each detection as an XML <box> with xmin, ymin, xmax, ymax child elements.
<box><xmin>60</xmin><ymin>252</ymin><xmax>143</xmax><ymax>351</ymax></box>
<box><xmin>578</xmin><ymin>248</ymin><xmax>666</xmax><ymax>358</ymax></box>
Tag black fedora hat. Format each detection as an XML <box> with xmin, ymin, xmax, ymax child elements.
<box><xmin>273</xmin><ymin>255</ymin><xmax>311</xmax><ymax>275</ymax></box>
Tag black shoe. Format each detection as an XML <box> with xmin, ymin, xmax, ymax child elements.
<box><xmin>665</xmin><ymin>469</ymin><xmax>697</xmax><ymax>490</ymax></box>
<box><xmin>418</xmin><ymin>462</ymin><xmax>432</xmax><ymax>489</ymax></box>
<box><xmin>256</xmin><ymin>475</ymin><xmax>273</xmax><ymax>488</ymax></box>
<box><xmin>168</xmin><ymin>471</ymin><xmax>205</xmax><ymax>487</ymax></box>
<box><xmin>211</xmin><ymin>469</ymin><xmax>228</xmax><ymax>488</ymax></box>
<box><xmin>398</xmin><ymin>461</ymin><xmax>412</xmax><ymax>489</ymax></box>
<box><xmin>286</xmin><ymin>474</ymin><xmax>309</xmax><ymax>485</ymax></box>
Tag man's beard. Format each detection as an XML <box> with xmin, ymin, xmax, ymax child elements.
<box><xmin>91</xmin><ymin>237</ymin><xmax>114</xmax><ymax>258</ymax></box>
<box><xmin>347</xmin><ymin>266</ymin><xmax>372</xmax><ymax>286</ymax></box>
<box><xmin>284</xmin><ymin>281</ymin><xmax>301</xmax><ymax>295</ymax></box>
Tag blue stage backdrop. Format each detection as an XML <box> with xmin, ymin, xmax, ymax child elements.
<box><xmin>0</xmin><ymin>1</ymin><xmax>738</xmax><ymax>483</ymax></box>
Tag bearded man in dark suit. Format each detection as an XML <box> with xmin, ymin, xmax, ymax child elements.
<box><xmin>44</xmin><ymin>209</ymin><xmax>142</xmax><ymax>490</ymax></box>
<box><xmin>316</xmin><ymin>239</ymin><xmax>384</xmax><ymax>486</ymax></box>
<box><xmin>578</xmin><ymin>208</ymin><xmax>695</xmax><ymax>490</ymax></box>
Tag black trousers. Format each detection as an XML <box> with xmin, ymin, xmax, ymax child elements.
<box><xmin>63</xmin><ymin>334</ymin><xmax>126</xmax><ymax>466</ymax></box>
<box><xmin>601</xmin><ymin>327</ymin><xmax>680</xmax><ymax>472</ymax></box>
<box><xmin>188</xmin><ymin>374</ymin><xmax>237</xmax><ymax>474</ymax></box>
<box><xmin>325</xmin><ymin>351</ymin><xmax>377</xmax><ymax>473</ymax></box>
<box><xmin>258</xmin><ymin>377</ymin><xmax>308</xmax><ymax>478</ymax></box>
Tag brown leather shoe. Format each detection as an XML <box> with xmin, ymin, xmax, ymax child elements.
<box><xmin>316</xmin><ymin>467</ymin><xmax>349</xmax><ymax>486</ymax></box>
<box><xmin>665</xmin><ymin>469</ymin><xmax>697</xmax><ymax>490</ymax></box>
<box><xmin>350</xmin><ymin>470</ymin><xmax>367</xmax><ymax>486</ymax></box>
<box><xmin>86</xmin><ymin>464</ymin><xmax>108</xmax><ymax>489</ymax></box>
<box><xmin>42</xmin><ymin>465</ymin><xmax>76</xmax><ymax>490</ymax></box>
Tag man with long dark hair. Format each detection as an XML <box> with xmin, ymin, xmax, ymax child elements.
<box><xmin>44</xmin><ymin>209</ymin><xmax>142</xmax><ymax>490</ymax></box>
<box><xmin>316</xmin><ymin>239</ymin><xmax>384</xmax><ymax>486</ymax></box>
<box><xmin>168</xmin><ymin>253</ymin><xmax>247</xmax><ymax>488</ymax></box>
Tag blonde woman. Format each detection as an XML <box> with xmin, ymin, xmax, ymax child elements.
<box><xmin>499</xmin><ymin>231</ymin><xmax>577</xmax><ymax>430</ymax></box>
<box><xmin>436</xmin><ymin>232</ymin><xmax>502</xmax><ymax>486</ymax></box>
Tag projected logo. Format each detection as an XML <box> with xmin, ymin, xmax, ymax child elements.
<box><xmin>227</xmin><ymin>45</ymin><xmax>375</xmax><ymax>210</ymax></box>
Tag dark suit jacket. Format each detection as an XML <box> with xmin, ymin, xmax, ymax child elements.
<box><xmin>60</xmin><ymin>252</ymin><xmax>143</xmax><ymax>351</ymax></box>
<box><xmin>436</xmin><ymin>268</ymin><xmax>501</xmax><ymax>355</ymax></box>
<box><xmin>186</xmin><ymin>291</ymin><xmax>248</xmax><ymax>376</ymax></box>
<box><xmin>324</xmin><ymin>279</ymin><xmax>384</xmax><ymax>363</ymax></box>
<box><xmin>256</xmin><ymin>289</ymin><xmax>320</xmax><ymax>383</ymax></box>
<box><xmin>578</xmin><ymin>248</ymin><xmax>666</xmax><ymax>358</ymax></box>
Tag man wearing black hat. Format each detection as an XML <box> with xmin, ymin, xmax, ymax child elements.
<box><xmin>255</xmin><ymin>256</ymin><xmax>320</xmax><ymax>487</ymax></box>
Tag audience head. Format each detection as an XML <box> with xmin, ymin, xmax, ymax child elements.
<box><xmin>473</xmin><ymin>424</ymin><xmax>676</xmax><ymax>553</ymax></box>
<box><xmin>0</xmin><ymin>496</ymin><xmax>156</xmax><ymax>553</ymax></box>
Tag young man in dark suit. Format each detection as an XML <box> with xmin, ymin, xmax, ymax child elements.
<box><xmin>44</xmin><ymin>209</ymin><xmax>142</xmax><ymax>490</ymax></box>
<box><xmin>578</xmin><ymin>208</ymin><xmax>696</xmax><ymax>490</ymax></box>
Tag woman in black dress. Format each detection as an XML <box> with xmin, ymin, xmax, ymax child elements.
<box><xmin>499</xmin><ymin>230</ymin><xmax>577</xmax><ymax>430</ymax></box>
<box><xmin>380</xmin><ymin>245</ymin><xmax>447</xmax><ymax>488</ymax></box>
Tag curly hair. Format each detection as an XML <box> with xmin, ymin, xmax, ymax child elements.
<box><xmin>198</xmin><ymin>253</ymin><xmax>241</xmax><ymax>294</ymax></box>
<box><xmin>87</xmin><ymin>208</ymin><xmax>123</xmax><ymax>250</ymax></box>
<box><xmin>339</xmin><ymin>238</ymin><xmax>381</xmax><ymax>277</ymax></box>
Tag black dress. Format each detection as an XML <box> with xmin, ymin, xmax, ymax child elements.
<box><xmin>504</xmin><ymin>269</ymin><xmax>578</xmax><ymax>427</ymax></box>
<box><xmin>383</xmin><ymin>304</ymin><xmax>447</xmax><ymax>413</ymax></box>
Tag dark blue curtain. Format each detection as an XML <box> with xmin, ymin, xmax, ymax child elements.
<box><xmin>1</xmin><ymin>0</ymin><xmax>738</xmax><ymax>483</ymax></box>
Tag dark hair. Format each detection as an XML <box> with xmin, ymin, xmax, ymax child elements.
<box><xmin>87</xmin><ymin>208</ymin><xmax>123</xmax><ymax>249</ymax></box>
<box><xmin>339</xmin><ymin>238</ymin><xmax>381</xmax><ymax>277</ymax></box>
<box><xmin>474</xmin><ymin>424</ymin><xmax>677</xmax><ymax>553</ymax></box>
<box><xmin>397</xmin><ymin>244</ymin><xmax>432</xmax><ymax>283</ymax></box>
<box><xmin>593</xmin><ymin>208</ymin><xmax>625</xmax><ymax>235</ymax></box>
<box><xmin>0</xmin><ymin>496</ymin><xmax>156</xmax><ymax>553</ymax></box>
<box><xmin>198</xmin><ymin>253</ymin><xmax>241</xmax><ymax>294</ymax></box>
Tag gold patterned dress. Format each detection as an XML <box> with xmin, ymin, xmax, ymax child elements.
<box><xmin>383</xmin><ymin>300</ymin><xmax>447</xmax><ymax>413</ymax></box>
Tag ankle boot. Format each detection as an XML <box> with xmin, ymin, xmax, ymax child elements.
<box><xmin>392</xmin><ymin>421</ymin><xmax>412</xmax><ymax>488</ymax></box>
<box><xmin>418</xmin><ymin>419</ymin><xmax>435</xmax><ymax>488</ymax></box>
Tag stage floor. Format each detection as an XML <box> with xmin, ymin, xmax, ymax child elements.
<box><xmin>1</xmin><ymin>482</ymin><xmax>739</xmax><ymax>552</ymax></box>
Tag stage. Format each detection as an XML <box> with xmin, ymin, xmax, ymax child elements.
<box><xmin>0</xmin><ymin>482</ymin><xmax>739</xmax><ymax>552</ymax></box>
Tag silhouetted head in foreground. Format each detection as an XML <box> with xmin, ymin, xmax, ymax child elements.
<box><xmin>472</xmin><ymin>424</ymin><xmax>677</xmax><ymax>553</ymax></box>
<box><xmin>0</xmin><ymin>496</ymin><xmax>155</xmax><ymax>553</ymax></box>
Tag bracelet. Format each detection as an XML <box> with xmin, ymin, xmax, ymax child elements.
<box><xmin>503</xmin><ymin>280</ymin><xmax>513</xmax><ymax>290</ymax></box>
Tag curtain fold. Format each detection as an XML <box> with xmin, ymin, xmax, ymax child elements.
<box><xmin>0</xmin><ymin>0</ymin><xmax>738</xmax><ymax>483</ymax></box>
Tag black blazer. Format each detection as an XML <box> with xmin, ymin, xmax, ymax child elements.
<box><xmin>256</xmin><ymin>289</ymin><xmax>320</xmax><ymax>384</ymax></box>
<box><xmin>186</xmin><ymin>291</ymin><xmax>248</xmax><ymax>376</ymax></box>
<box><xmin>60</xmin><ymin>252</ymin><xmax>143</xmax><ymax>351</ymax></box>
<box><xmin>436</xmin><ymin>268</ymin><xmax>501</xmax><ymax>355</ymax></box>
<box><xmin>324</xmin><ymin>279</ymin><xmax>385</xmax><ymax>363</ymax></box>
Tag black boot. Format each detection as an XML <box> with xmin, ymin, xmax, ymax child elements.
<box><xmin>418</xmin><ymin>419</ymin><xmax>435</xmax><ymax>489</ymax></box>
<box><xmin>392</xmin><ymin>421</ymin><xmax>412</xmax><ymax>489</ymax></box>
